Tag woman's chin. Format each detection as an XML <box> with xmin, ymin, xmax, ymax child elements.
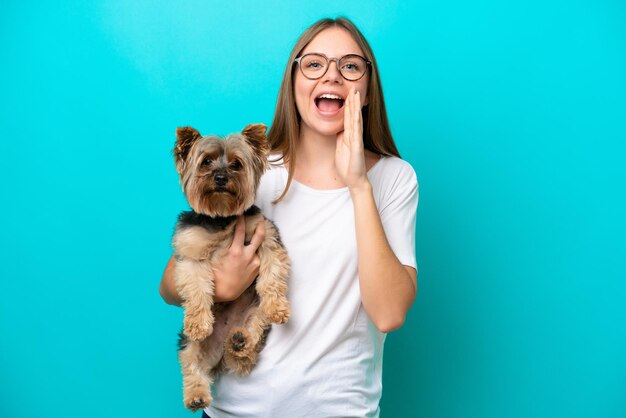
<box><xmin>301</xmin><ymin>120</ymin><xmax>344</xmax><ymax>138</ymax></box>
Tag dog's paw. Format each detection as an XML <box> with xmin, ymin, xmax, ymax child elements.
<box><xmin>260</xmin><ymin>299</ymin><xmax>290</xmax><ymax>325</ymax></box>
<box><xmin>226</xmin><ymin>328</ymin><xmax>252</xmax><ymax>356</ymax></box>
<box><xmin>184</xmin><ymin>394</ymin><xmax>211</xmax><ymax>412</ymax></box>
<box><xmin>230</xmin><ymin>331</ymin><xmax>247</xmax><ymax>352</ymax></box>
<box><xmin>269</xmin><ymin>310</ymin><xmax>289</xmax><ymax>324</ymax></box>
<box><xmin>184</xmin><ymin>317</ymin><xmax>213</xmax><ymax>341</ymax></box>
<box><xmin>267</xmin><ymin>303</ymin><xmax>290</xmax><ymax>324</ymax></box>
<box><xmin>223</xmin><ymin>331</ymin><xmax>256</xmax><ymax>376</ymax></box>
<box><xmin>182</xmin><ymin>372</ymin><xmax>212</xmax><ymax>411</ymax></box>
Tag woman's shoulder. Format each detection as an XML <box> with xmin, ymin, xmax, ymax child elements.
<box><xmin>368</xmin><ymin>156</ymin><xmax>419</xmax><ymax>213</ymax></box>
<box><xmin>263</xmin><ymin>155</ymin><xmax>287</xmax><ymax>182</ymax></box>
<box><xmin>369</xmin><ymin>155</ymin><xmax>418</xmax><ymax>187</ymax></box>
<box><xmin>255</xmin><ymin>155</ymin><xmax>287</xmax><ymax>206</ymax></box>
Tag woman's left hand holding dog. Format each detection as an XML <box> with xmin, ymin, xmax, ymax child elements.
<box><xmin>159</xmin><ymin>216</ymin><xmax>265</xmax><ymax>306</ymax></box>
<box><xmin>212</xmin><ymin>216</ymin><xmax>265</xmax><ymax>302</ymax></box>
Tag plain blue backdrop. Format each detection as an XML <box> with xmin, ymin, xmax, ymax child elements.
<box><xmin>1</xmin><ymin>1</ymin><xmax>625</xmax><ymax>417</ymax></box>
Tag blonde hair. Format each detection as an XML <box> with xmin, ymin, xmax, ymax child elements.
<box><xmin>268</xmin><ymin>17</ymin><xmax>400</xmax><ymax>202</ymax></box>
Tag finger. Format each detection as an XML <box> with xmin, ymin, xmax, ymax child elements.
<box><xmin>357</xmin><ymin>92</ymin><xmax>363</xmax><ymax>137</ymax></box>
<box><xmin>352</xmin><ymin>90</ymin><xmax>363</xmax><ymax>152</ymax></box>
<box><xmin>348</xmin><ymin>86</ymin><xmax>356</xmax><ymax>116</ymax></box>
<box><xmin>350</xmin><ymin>88</ymin><xmax>358</xmax><ymax>143</ymax></box>
<box><xmin>232</xmin><ymin>215</ymin><xmax>246</xmax><ymax>246</ymax></box>
<box><xmin>343</xmin><ymin>88</ymin><xmax>353</xmax><ymax>140</ymax></box>
<box><xmin>245</xmin><ymin>219</ymin><xmax>266</xmax><ymax>253</ymax></box>
<box><xmin>248</xmin><ymin>255</ymin><xmax>261</xmax><ymax>280</ymax></box>
<box><xmin>353</xmin><ymin>90</ymin><xmax>360</xmax><ymax>136</ymax></box>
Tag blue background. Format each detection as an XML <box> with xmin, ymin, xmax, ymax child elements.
<box><xmin>1</xmin><ymin>1</ymin><xmax>625</xmax><ymax>417</ymax></box>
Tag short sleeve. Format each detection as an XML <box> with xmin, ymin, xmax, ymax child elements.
<box><xmin>371</xmin><ymin>158</ymin><xmax>419</xmax><ymax>270</ymax></box>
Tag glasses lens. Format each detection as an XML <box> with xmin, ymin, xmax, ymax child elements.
<box><xmin>300</xmin><ymin>54</ymin><xmax>328</xmax><ymax>79</ymax></box>
<box><xmin>338</xmin><ymin>55</ymin><xmax>367</xmax><ymax>81</ymax></box>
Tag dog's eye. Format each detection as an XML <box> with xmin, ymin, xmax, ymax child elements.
<box><xmin>201</xmin><ymin>158</ymin><xmax>213</xmax><ymax>167</ymax></box>
<box><xmin>230</xmin><ymin>160</ymin><xmax>242</xmax><ymax>171</ymax></box>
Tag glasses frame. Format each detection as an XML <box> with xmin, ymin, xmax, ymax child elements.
<box><xmin>294</xmin><ymin>53</ymin><xmax>372</xmax><ymax>81</ymax></box>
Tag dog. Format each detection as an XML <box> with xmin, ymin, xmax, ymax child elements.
<box><xmin>172</xmin><ymin>123</ymin><xmax>290</xmax><ymax>411</ymax></box>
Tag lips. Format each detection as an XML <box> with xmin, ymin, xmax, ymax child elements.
<box><xmin>314</xmin><ymin>92</ymin><xmax>345</xmax><ymax>114</ymax></box>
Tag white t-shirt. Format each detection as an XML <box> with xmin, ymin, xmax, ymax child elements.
<box><xmin>207</xmin><ymin>156</ymin><xmax>418</xmax><ymax>418</ymax></box>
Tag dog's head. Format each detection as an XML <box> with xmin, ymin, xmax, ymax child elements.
<box><xmin>173</xmin><ymin>123</ymin><xmax>269</xmax><ymax>217</ymax></box>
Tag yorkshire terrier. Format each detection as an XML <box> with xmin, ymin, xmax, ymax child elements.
<box><xmin>172</xmin><ymin>123</ymin><xmax>290</xmax><ymax>411</ymax></box>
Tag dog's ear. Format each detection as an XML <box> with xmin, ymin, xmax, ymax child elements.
<box><xmin>174</xmin><ymin>126</ymin><xmax>202</xmax><ymax>174</ymax></box>
<box><xmin>242</xmin><ymin>123</ymin><xmax>269</xmax><ymax>158</ymax></box>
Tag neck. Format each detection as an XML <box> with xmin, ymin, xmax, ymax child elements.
<box><xmin>292</xmin><ymin>126</ymin><xmax>346</xmax><ymax>189</ymax></box>
<box><xmin>187</xmin><ymin>205</ymin><xmax>260</xmax><ymax>221</ymax></box>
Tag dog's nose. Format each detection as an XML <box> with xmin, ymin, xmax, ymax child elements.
<box><xmin>214</xmin><ymin>173</ymin><xmax>228</xmax><ymax>187</ymax></box>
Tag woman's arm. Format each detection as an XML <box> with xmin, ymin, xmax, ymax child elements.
<box><xmin>336</xmin><ymin>88</ymin><xmax>417</xmax><ymax>333</ymax></box>
<box><xmin>159</xmin><ymin>215</ymin><xmax>265</xmax><ymax>306</ymax></box>
<box><xmin>159</xmin><ymin>255</ymin><xmax>183</xmax><ymax>305</ymax></box>
<box><xmin>350</xmin><ymin>183</ymin><xmax>417</xmax><ymax>333</ymax></box>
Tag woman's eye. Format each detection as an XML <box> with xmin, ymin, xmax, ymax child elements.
<box><xmin>307</xmin><ymin>62</ymin><xmax>322</xmax><ymax>69</ymax></box>
<box><xmin>343</xmin><ymin>62</ymin><xmax>359</xmax><ymax>72</ymax></box>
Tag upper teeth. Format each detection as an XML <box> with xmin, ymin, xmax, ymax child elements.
<box><xmin>318</xmin><ymin>94</ymin><xmax>342</xmax><ymax>100</ymax></box>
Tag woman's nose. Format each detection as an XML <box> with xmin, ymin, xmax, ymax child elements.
<box><xmin>322</xmin><ymin>59</ymin><xmax>342</xmax><ymax>82</ymax></box>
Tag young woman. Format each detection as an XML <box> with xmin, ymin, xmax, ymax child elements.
<box><xmin>160</xmin><ymin>17</ymin><xmax>418</xmax><ymax>418</ymax></box>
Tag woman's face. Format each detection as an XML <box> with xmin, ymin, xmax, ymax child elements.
<box><xmin>294</xmin><ymin>27</ymin><xmax>369</xmax><ymax>139</ymax></box>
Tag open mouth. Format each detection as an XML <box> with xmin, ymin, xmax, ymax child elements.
<box><xmin>315</xmin><ymin>93</ymin><xmax>345</xmax><ymax>113</ymax></box>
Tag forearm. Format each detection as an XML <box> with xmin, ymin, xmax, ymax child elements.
<box><xmin>160</xmin><ymin>225</ymin><xmax>263</xmax><ymax>307</ymax></box>
<box><xmin>159</xmin><ymin>256</ymin><xmax>243</xmax><ymax>306</ymax></box>
<box><xmin>351</xmin><ymin>182</ymin><xmax>417</xmax><ymax>333</ymax></box>
<box><xmin>160</xmin><ymin>256</ymin><xmax>183</xmax><ymax>306</ymax></box>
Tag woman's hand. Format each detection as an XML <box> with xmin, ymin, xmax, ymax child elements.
<box><xmin>334</xmin><ymin>87</ymin><xmax>417</xmax><ymax>333</ymax></box>
<box><xmin>159</xmin><ymin>215</ymin><xmax>265</xmax><ymax>306</ymax></box>
<box><xmin>212</xmin><ymin>215</ymin><xmax>265</xmax><ymax>301</ymax></box>
<box><xmin>335</xmin><ymin>86</ymin><xmax>368</xmax><ymax>191</ymax></box>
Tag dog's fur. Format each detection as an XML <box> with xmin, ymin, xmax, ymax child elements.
<box><xmin>172</xmin><ymin>123</ymin><xmax>290</xmax><ymax>411</ymax></box>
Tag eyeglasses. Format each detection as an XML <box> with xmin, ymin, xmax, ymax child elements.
<box><xmin>294</xmin><ymin>53</ymin><xmax>371</xmax><ymax>81</ymax></box>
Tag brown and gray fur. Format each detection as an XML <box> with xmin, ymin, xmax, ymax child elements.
<box><xmin>172</xmin><ymin>123</ymin><xmax>290</xmax><ymax>412</ymax></box>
